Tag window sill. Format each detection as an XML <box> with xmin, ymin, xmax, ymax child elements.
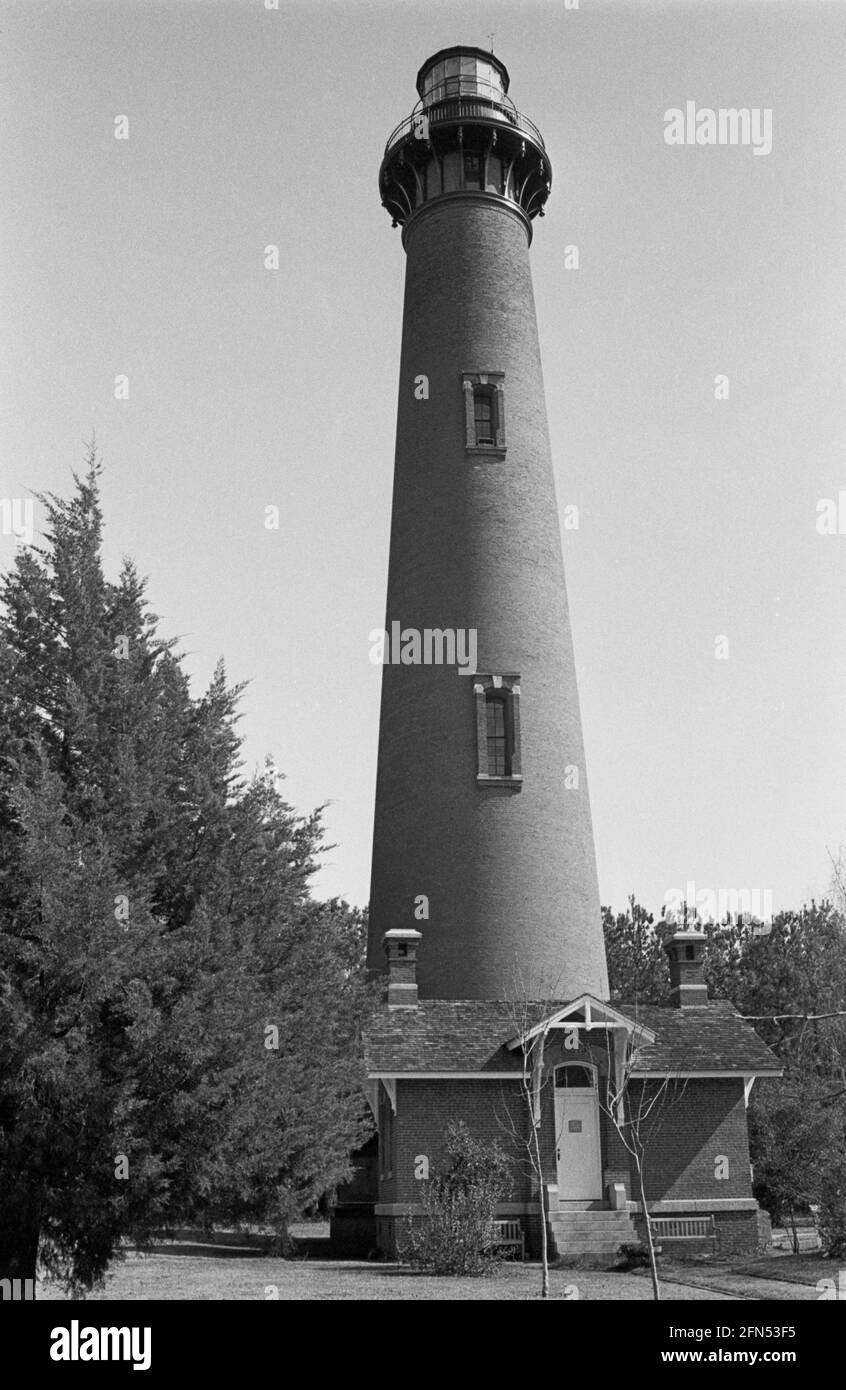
<box><xmin>477</xmin><ymin>774</ymin><xmax>523</xmax><ymax>789</ymax></box>
<box><xmin>466</xmin><ymin>446</ymin><xmax>507</xmax><ymax>460</ymax></box>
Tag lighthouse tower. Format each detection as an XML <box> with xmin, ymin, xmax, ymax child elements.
<box><xmin>368</xmin><ymin>47</ymin><xmax>609</xmax><ymax>1003</ymax></box>
<box><xmin>331</xmin><ymin>48</ymin><xmax>779</xmax><ymax>1262</ymax></box>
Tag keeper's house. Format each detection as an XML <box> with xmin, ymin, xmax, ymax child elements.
<box><xmin>333</xmin><ymin>926</ymin><xmax>781</xmax><ymax>1261</ymax></box>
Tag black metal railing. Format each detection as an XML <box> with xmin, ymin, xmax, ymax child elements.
<box><xmin>385</xmin><ymin>95</ymin><xmax>545</xmax><ymax>156</ymax></box>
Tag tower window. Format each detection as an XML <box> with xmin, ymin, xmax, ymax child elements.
<box><xmin>473</xmin><ymin>388</ymin><xmax>494</xmax><ymax>445</ymax></box>
<box><xmin>474</xmin><ymin>674</ymin><xmax>522</xmax><ymax>785</ymax></box>
<box><xmin>486</xmin><ymin>693</ymin><xmax>510</xmax><ymax>775</ymax></box>
<box><xmin>462</xmin><ymin>372</ymin><xmax>506</xmax><ymax>454</ymax></box>
<box><xmin>464</xmin><ymin>152</ymin><xmax>482</xmax><ymax>189</ymax></box>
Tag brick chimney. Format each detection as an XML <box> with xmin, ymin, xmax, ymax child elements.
<box><xmin>384</xmin><ymin>929</ymin><xmax>422</xmax><ymax>1009</ymax></box>
<box><xmin>665</xmin><ymin>927</ymin><xmax>708</xmax><ymax>1008</ymax></box>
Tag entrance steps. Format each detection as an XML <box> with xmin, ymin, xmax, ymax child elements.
<box><xmin>548</xmin><ymin>1208</ymin><xmax>637</xmax><ymax>1258</ymax></box>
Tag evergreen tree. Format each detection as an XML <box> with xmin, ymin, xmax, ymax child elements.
<box><xmin>603</xmin><ymin>897</ymin><xmax>671</xmax><ymax>1005</ymax></box>
<box><xmin>0</xmin><ymin>453</ymin><xmax>371</xmax><ymax>1291</ymax></box>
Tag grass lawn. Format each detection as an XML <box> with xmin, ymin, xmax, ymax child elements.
<box><xmin>34</xmin><ymin>1224</ymin><xmax>833</xmax><ymax>1301</ymax></box>
<box><xmin>732</xmin><ymin>1254</ymin><xmax>843</xmax><ymax>1289</ymax></box>
<box><xmin>37</xmin><ymin>1249</ymin><xmax>736</xmax><ymax>1301</ymax></box>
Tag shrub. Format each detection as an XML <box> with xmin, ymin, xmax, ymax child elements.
<box><xmin>817</xmin><ymin>1155</ymin><xmax>846</xmax><ymax>1258</ymax></box>
<box><xmin>617</xmin><ymin>1241</ymin><xmax>651</xmax><ymax>1269</ymax></box>
<box><xmin>749</xmin><ymin>1079</ymin><xmax>832</xmax><ymax>1250</ymax></box>
<box><xmin>400</xmin><ymin>1122</ymin><xmax>511</xmax><ymax>1276</ymax></box>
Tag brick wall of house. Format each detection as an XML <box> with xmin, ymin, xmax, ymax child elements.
<box><xmin>370</xmin><ymin>1072</ymin><xmax>762</xmax><ymax>1258</ymax></box>
<box><xmin>713</xmin><ymin>1210</ymin><xmax>763</xmax><ymax>1255</ymax></box>
<box><xmin>380</xmin><ymin>1074</ymin><xmax>755</xmax><ymax>1207</ymax></box>
<box><xmin>631</xmin><ymin>1209</ymin><xmax>761</xmax><ymax>1258</ymax></box>
<box><xmin>627</xmin><ymin>1078</ymin><xmax>751</xmax><ymax>1203</ymax></box>
<box><xmin>385</xmin><ymin>1078</ymin><xmax>533</xmax><ymax>1204</ymax></box>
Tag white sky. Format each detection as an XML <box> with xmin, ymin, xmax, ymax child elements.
<box><xmin>2</xmin><ymin>0</ymin><xmax>845</xmax><ymax>917</ymax></box>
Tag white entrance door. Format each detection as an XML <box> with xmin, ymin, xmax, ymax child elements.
<box><xmin>553</xmin><ymin>1064</ymin><xmax>602</xmax><ymax>1200</ymax></box>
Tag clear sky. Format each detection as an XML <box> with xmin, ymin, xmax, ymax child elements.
<box><xmin>2</xmin><ymin>0</ymin><xmax>845</xmax><ymax>918</ymax></box>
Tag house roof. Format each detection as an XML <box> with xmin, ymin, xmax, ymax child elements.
<box><xmin>618</xmin><ymin>1002</ymin><xmax>781</xmax><ymax>1075</ymax></box>
<box><xmin>364</xmin><ymin>998</ymin><xmax>781</xmax><ymax>1077</ymax></box>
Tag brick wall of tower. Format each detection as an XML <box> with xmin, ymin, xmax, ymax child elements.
<box><xmin>368</xmin><ymin>192</ymin><xmax>608</xmax><ymax>1002</ymax></box>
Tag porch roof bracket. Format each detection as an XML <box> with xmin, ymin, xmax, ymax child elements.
<box><xmin>505</xmin><ymin>994</ymin><xmax>657</xmax><ymax>1050</ymax></box>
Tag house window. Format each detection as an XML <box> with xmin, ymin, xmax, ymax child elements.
<box><xmin>474</xmin><ymin>674</ymin><xmax>522</xmax><ymax>785</ymax></box>
<box><xmin>463</xmin><ymin>372</ymin><xmax>506</xmax><ymax>454</ymax></box>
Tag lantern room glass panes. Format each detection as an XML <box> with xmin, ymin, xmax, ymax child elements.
<box><xmin>423</xmin><ymin>60</ymin><xmax>447</xmax><ymax>104</ymax></box>
<box><xmin>421</xmin><ymin>53</ymin><xmax>508</xmax><ymax>108</ymax></box>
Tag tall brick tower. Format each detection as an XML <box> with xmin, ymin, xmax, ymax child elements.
<box><xmin>368</xmin><ymin>47</ymin><xmax>608</xmax><ymax>1002</ymax></box>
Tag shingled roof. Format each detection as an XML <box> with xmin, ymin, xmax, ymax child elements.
<box><xmin>619</xmin><ymin>1001</ymin><xmax>781</xmax><ymax>1075</ymax></box>
<box><xmin>365</xmin><ymin>998</ymin><xmax>781</xmax><ymax>1077</ymax></box>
